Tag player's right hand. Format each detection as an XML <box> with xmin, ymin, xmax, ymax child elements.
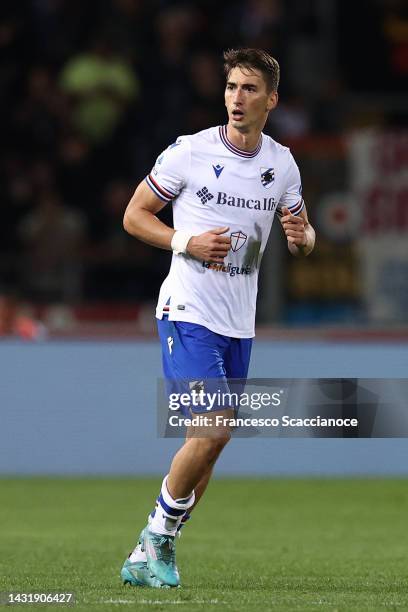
<box><xmin>187</xmin><ymin>227</ymin><xmax>231</xmax><ymax>263</ymax></box>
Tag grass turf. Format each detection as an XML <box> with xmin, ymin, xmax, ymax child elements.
<box><xmin>0</xmin><ymin>478</ymin><xmax>407</xmax><ymax>611</ymax></box>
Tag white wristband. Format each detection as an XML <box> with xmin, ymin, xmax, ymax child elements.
<box><xmin>171</xmin><ymin>230</ymin><xmax>193</xmax><ymax>255</ymax></box>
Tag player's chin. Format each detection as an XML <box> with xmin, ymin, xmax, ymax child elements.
<box><xmin>230</xmin><ymin>121</ymin><xmax>247</xmax><ymax>133</ymax></box>
<box><xmin>229</xmin><ymin>113</ymin><xmax>245</xmax><ymax>126</ymax></box>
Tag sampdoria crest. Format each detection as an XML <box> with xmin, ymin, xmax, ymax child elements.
<box><xmin>260</xmin><ymin>167</ymin><xmax>275</xmax><ymax>188</ymax></box>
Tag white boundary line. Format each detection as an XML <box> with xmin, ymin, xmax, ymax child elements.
<box><xmin>101</xmin><ymin>598</ymin><xmax>225</xmax><ymax>605</ymax></box>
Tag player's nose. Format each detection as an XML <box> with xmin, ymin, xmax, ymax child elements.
<box><xmin>232</xmin><ymin>87</ymin><xmax>244</xmax><ymax>103</ymax></box>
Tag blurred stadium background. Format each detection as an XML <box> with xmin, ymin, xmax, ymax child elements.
<box><xmin>1</xmin><ymin>0</ymin><xmax>408</xmax><ymax>477</ymax></box>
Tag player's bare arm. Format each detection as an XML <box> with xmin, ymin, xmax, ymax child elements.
<box><xmin>280</xmin><ymin>205</ymin><xmax>315</xmax><ymax>257</ymax></box>
<box><xmin>123</xmin><ymin>181</ymin><xmax>174</xmax><ymax>249</ymax></box>
<box><xmin>123</xmin><ymin>181</ymin><xmax>231</xmax><ymax>263</ymax></box>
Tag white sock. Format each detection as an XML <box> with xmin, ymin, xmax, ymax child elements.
<box><xmin>129</xmin><ymin>543</ymin><xmax>146</xmax><ymax>563</ymax></box>
<box><xmin>129</xmin><ymin>515</ymin><xmax>155</xmax><ymax>563</ymax></box>
<box><xmin>149</xmin><ymin>475</ymin><xmax>195</xmax><ymax>536</ymax></box>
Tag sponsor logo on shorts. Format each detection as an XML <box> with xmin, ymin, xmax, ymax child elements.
<box><xmin>167</xmin><ymin>336</ymin><xmax>174</xmax><ymax>354</ymax></box>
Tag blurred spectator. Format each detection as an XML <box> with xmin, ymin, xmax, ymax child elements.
<box><xmin>312</xmin><ymin>78</ymin><xmax>350</xmax><ymax>134</ymax></box>
<box><xmin>382</xmin><ymin>0</ymin><xmax>408</xmax><ymax>81</ymax></box>
<box><xmin>84</xmin><ymin>180</ymin><xmax>164</xmax><ymax>299</ymax></box>
<box><xmin>268</xmin><ymin>95</ymin><xmax>311</xmax><ymax>139</ymax></box>
<box><xmin>56</xmin><ymin>133</ymin><xmax>97</xmax><ymax>214</ymax></box>
<box><xmin>18</xmin><ymin>190</ymin><xmax>86</xmax><ymax>302</ymax></box>
<box><xmin>149</xmin><ymin>5</ymin><xmax>199</xmax><ymax>145</ymax></box>
<box><xmin>336</xmin><ymin>0</ymin><xmax>407</xmax><ymax>93</ymax></box>
<box><xmin>102</xmin><ymin>0</ymin><xmax>152</xmax><ymax>59</ymax></box>
<box><xmin>1</xmin><ymin>157</ymin><xmax>33</xmax><ymax>254</ymax></box>
<box><xmin>13</xmin><ymin>66</ymin><xmax>70</xmax><ymax>157</ymax></box>
<box><xmin>59</xmin><ymin>36</ymin><xmax>139</xmax><ymax>143</ymax></box>
<box><xmin>0</xmin><ymin>289</ymin><xmax>46</xmax><ymax>340</ymax></box>
<box><xmin>186</xmin><ymin>52</ymin><xmax>225</xmax><ymax>132</ymax></box>
<box><xmin>240</xmin><ymin>0</ymin><xmax>283</xmax><ymax>49</ymax></box>
<box><xmin>29</xmin><ymin>0</ymin><xmax>95</xmax><ymax>66</ymax></box>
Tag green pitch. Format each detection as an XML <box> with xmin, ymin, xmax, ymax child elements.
<box><xmin>1</xmin><ymin>478</ymin><xmax>407</xmax><ymax>611</ymax></box>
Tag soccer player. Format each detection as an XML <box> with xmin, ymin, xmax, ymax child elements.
<box><xmin>120</xmin><ymin>48</ymin><xmax>315</xmax><ymax>588</ymax></box>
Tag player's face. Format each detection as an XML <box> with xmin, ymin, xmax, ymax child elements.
<box><xmin>225</xmin><ymin>66</ymin><xmax>277</xmax><ymax>133</ymax></box>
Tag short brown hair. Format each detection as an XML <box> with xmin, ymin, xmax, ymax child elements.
<box><xmin>223</xmin><ymin>48</ymin><xmax>280</xmax><ymax>92</ymax></box>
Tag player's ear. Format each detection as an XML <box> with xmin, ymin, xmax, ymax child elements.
<box><xmin>266</xmin><ymin>91</ymin><xmax>278</xmax><ymax>112</ymax></box>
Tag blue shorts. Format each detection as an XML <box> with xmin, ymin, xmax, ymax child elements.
<box><xmin>157</xmin><ymin>318</ymin><xmax>252</xmax><ymax>416</ymax></box>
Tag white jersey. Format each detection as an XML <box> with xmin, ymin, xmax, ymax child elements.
<box><xmin>146</xmin><ymin>125</ymin><xmax>304</xmax><ymax>338</ymax></box>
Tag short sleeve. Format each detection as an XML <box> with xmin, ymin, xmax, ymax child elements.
<box><xmin>276</xmin><ymin>153</ymin><xmax>304</xmax><ymax>217</ymax></box>
<box><xmin>145</xmin><ymin>137</ymin><xmax>191</xmax><ymax>203</ymax></box>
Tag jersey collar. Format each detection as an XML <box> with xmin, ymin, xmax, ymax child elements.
<box><xmin>219</xmin><ymin>125</ymin><xmax>262</xmax><ymax>158</ymax></box>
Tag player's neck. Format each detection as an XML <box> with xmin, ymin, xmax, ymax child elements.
<box><xmin>226</xmin><ymin>124</ymin><xmax>262</xmax><ymax>152</ymax></box>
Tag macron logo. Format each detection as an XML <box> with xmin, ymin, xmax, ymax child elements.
<box><xmin>212</xmin><ymin>164</ymin><xmax>224</xmax><ymax>179</ymax></box>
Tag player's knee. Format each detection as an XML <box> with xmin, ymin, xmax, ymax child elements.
<box><xmin>211</xmin><ymin>432</ymin><xmax>231</xmax><ymax>453</ymax></box>
<box><xmin>199</xmin><ymin>433</ymin><xmax>231</xmax><ymax>462</ymax></box>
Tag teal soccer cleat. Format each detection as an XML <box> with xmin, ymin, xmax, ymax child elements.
<box><xmin>121</xmin><ymin>558</ymin><xmax>169</xmax><ymax>588</ymax></box>
<box><xmin>144</xmin><ymin>529</ymin><xmax>180</xmax><ymax>587</ymax></box>
<box><xmin>121</xmin><ymin>529</ymin><xmax>169</xmax><ymax>588</ymax></box>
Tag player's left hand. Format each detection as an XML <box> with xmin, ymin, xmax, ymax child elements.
<box><xmin>281</xmin><ymin>206</ymin><xmax>306</xmax><ymax>247</ymax></box>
